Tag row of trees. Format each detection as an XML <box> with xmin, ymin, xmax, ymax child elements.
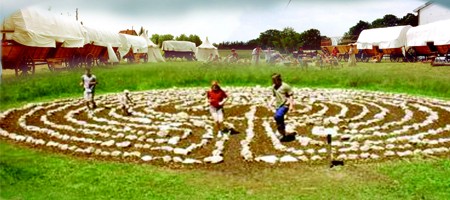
<box><xmin>148</xmin><ymin>13</ymin><xmax>418</xmax><ymax>53</ymax></box>
<box><xmin>150</xmin><ymin>34</ymin><xmax>202</xmax><ymax>46</ymax></box>
<box><xmin>217</xmin><ymin>27</ymin><xmax>322</xmax><ymax>53</ymax></box>
<box><xmin>341</xmin><ymin>13</ymin><xmax>418</xmax><ymax>44</ymax></box>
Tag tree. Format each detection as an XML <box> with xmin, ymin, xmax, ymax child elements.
<box><xmin>258</xmin><ymin>29</ymin><xmax>282</xmax><ymax>49</ymax></box>
<box><xmin>280</xmin><ymin>27</ymin><xmax>300</xmax><ymax>52</ymax></box>
<box><xmin>151</xmin><ymin>34</ymin><xmax>159</xmax><ymax>45</ymax></box>
<box><xmin>151</xmin><ymin>34</ymin><xmax>174</xmax><ymax>46</ymax></box>
<box><xmin>188</xmin><ymin>34</ymin><xmax>202</xmax><ymax>46</ymax></box>
<box><xmin>342</xmin><ymin>20</ymin><xmax>370</xmax><ymax>44</ymax></box>
<box><xmin>371</xmin><ymin>14</ymin><xmax>399</xmax><ymax>28</ymax></box>
<box><xmin>175</xmin><ymin>34</ymin><xmax>189</xmax><ymax>41</ymax></box>
<box><xmin>299</xmin><ymin>29</ymin><xmax>321</xmax><ymax>50</ymax></box>
<box><xmin>399</xmin><ymin>13</ymin><xmax>418</xmax><ymax>26</ymax></box>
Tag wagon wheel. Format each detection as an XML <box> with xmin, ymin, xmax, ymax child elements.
<box><xmin>96</xmin><ymin>56</ymin><xmax>106</xmax><ymax>66</ymax></box>
<box><xmin>15</xmin><ymin>56</ymin><xmax>35</xmax><ymax>76</ymax></box>
<box><xmin>389</xmin><ymin>54</ymin><xmax>397</xmax><ymax>62</ymax></box>
<box><xmin>85</xmin><ymin>53</ymin><xmax>95</xmax><ymax>68</ymax></box>
<box><xmin>127</xmin><ymin>54</ymin><xmax>135</xmax><ymax>63</ymax></box>
<box><xmin>47</xmin><ymin>61</ymin><xmax>55</xmax><ymax>72</ymax></box>
<box><xmin>363</xmin><ymin>56</ymin><xmax>370</xmax><ymax>62</ymax></box>
<box><xmin>143</xmin><ymin>53</ymin><xmax>148</xmax><ymax>63</ymax></box>
<box><xmin>343</xmin><ymin>53</ymin><xmax>349</xmax><ymax>62</ymax></box>
<box><xmin>69</xmin><ymin>55</ymin><xmax>83</xmax><ymax>69</ymax></box>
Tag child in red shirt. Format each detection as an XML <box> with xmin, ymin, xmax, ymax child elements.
<box><xmin>206</xmin><ymin>81</ymin><xmax>229</xmax><ymax>134</ymax></box>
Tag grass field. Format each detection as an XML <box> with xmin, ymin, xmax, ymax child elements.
<box><xmin>1</xmin><ymin>60</ymin><xmax>450</xmax><ymax>199</ymax></box>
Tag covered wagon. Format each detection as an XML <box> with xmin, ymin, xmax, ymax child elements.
<box><xmin>356</xmin><ymin>25</ymin><xmax>411</xmax><ymax>62</ymax></box>
<box><xmin>406</xmin><ymin>19</ymin><xmax>450</xmax><ymax>62</ymax></box>
<box><xmin>82</xmin><ymin>26</ymin><xmax>121</xmax><ymax>66</ymax></box>
<box><xmin>161</xmin><ymin>40</ymin><xmax>197</xmax><ymax>61</ymax></box>
<box><xmin>118</xmin><ymin>34</ymin><xmax>148</xmax><ymax>63</ymax></box>
<box><xmin>2</xmin><ymin>7</ymin><xmax>89</xmax><ymax>75</ymax></box>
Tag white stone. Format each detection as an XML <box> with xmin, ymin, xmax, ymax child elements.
<box><xmin>116</xmin><ymin>141</ymin><xmax>131</xmax><ymax>148</ymax></box>
<box><xmin>111</xmin><ymin>151</ymin><xmax>122</xmax><ymax>157</ymax></box>
<box><xmin>176</xmin><ymin>112</ymin><xmax>189</xmax><ymax>119</ymax></box>
<box><xmin>172</xmin><ymin>157</ymin><xmax>182</xmax><ymax>163</ymax></box>
<box><xmin>297</xmin><ymin>155</ymin><xmax>309</xmax><ymax>162</ymax></box>
<box><xmin>173</xmin><ymin>148</ymin><xmax>189</xmax><ymax>155</ymax></box>
<box><xmin>360</xmin><ymin>152</ymin><xmax>370</xmax><ymax>159</ymax></box>
<box><xmin>162</xmin><ymin>155</ymin><xmax>172</xmax><ymax>162</ymax></box>
<box><xmin>279</xmin><ymin>155</ymin><xmax>298</xmax><ymax>163</ymax></box>
<box><xmin>255</xmin><ymin>155</ymin><xmax>278</xmax><ymax>164</ymax></box>
<box><xmin>310</xmin><ymin>155</ymin><xmax>322</xmax><ymax>161</ymax></box>
<box><xmin>182</xmin><ymin>158</ymin><xmax>202</xmax><ymax>164</ymax></box>
<box><xmin>167</xmin><ymin>136</ymin><xmax>180</xmax><ymax>145</ymax></box>
<box><xmin>336</xmin><ymin>154</ymin><xmax>347</xmax><ymax>160</ymax></box>
<box><xmin>141</xmin><ymin>155</ymin><xmax>153</xmax><ymax>161</ymax></box>
<box><xmin>125</xmin><ymin>135</ymin><xmax>138</xmax><ymax>140</ymax></box>
<box><xmin>203</xmin><ymin>156</ymin><xmax>223</xmax><ymax>164</ymax></box>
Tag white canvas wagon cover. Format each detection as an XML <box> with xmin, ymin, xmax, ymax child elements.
<box><xmin>118</xmin><ymin>34</ymin><xmax>148</xmax><ymax>58</ymax></box>
<box><xmin>84</xmin><ymin>26</ymin><xmax>122</xmax><ymax>48</ymax></box>
<box><xmin>406</xmin><ymin>19</ymin><xmax>450</xmax><ymax>46</ymax></box>
<box><xmin>2</xmin><ymin>7</ymin><xmax>88</xmax><ymax>48</ymax></box>
<box><xmin>356</xmin><ymin>25</ymin><xmax>411</xmax><ymax>49</ymax></box>
<box><xmin>161</xmin><ymin>41</ymin><xmax>197</xmax><ymax>52</ymax></box>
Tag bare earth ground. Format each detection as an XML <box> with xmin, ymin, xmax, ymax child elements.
<box><xmin>0</xmin><ymin>89</ymin><xmax>449</xmax><ymax>174</ymax></box>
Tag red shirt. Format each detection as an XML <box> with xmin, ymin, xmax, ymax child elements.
<box><xmin>207</xmin><ymin>89</ymin><xmax>228</xmax><ymax>108</ymax></box>
<box><xmin>332</xmin><ymin>48</ymin><xmax>338</xmax><ymax>57</ymax></box>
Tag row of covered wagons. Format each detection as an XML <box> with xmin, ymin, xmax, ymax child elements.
<box><xmin>1</xmin><ymin>8</ymin><xmax>164</xmax><ymax>76</ymax></box>
<box><xmin>321</xmin><ymin>19</ymin><xmax>450</xmax><ymax>62</ymax></box>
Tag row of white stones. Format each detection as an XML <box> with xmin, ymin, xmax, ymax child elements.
<box><xmin>1</xmin><ymin>87</ymin><xmax>449</xmax><ymax>165</ymax></box>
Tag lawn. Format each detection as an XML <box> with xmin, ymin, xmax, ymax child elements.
<box><xmin>1</xmin><ymin>60</ymin><xmax>449</xmax><ymax>199</ymax></box>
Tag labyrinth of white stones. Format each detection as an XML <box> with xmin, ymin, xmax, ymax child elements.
<box><xmin>1</xmin><ymin>87</ymin><xmax>449</xmax><ymax>168</ymax></box>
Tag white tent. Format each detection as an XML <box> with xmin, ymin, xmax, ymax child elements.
<box><xmin>356</xmin><ymin>25</ymin><xmax>412</xmax><ymax>49</ymax></box>
<box><xmin>406</xmin><ymin>19</ymin><xmax>450</xmax><ymax>47</ymax></box>
<box><xmin>2</xmin><ymin>7</ymin><xmax>88</xmax><ymax>48</ymax></box>
<box><xmin>140</xmin><ymin>31</ymin><xmax>165</xmax><ymax>62</ymax></box>
<box><xmin>196</xmin><ymin>37</ymin><xmax>219</xmax><ymax>62</ymax></box>
<box><xmin>118</xmin><ymin>34</ymin><xmax>148</xmax><ymax>59</ymax></box>
<box><xmin>84</xmin><ymin>26</ymin><xmax>121</xmax><ymax>62</ymax></box>
<box><xmin>161</xmin><ymin>41</ymin><xmax>197</xmax><ymax>52</ymax></box>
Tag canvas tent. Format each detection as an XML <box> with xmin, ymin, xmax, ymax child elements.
<box><xmin>406</xmin><ymin>19</ymin><xmax>450</xmax><ymax>47</ymax></box>
<box><xmin>356</xmin><ymin>25</ymin><xmax>411</xmax><ymax>50</ymax></box>
<box><xmin>118</xmin><ymin>34</ymin><xmax>148</xmax><ymax>59</ymax></box>
<box><xmin>2</xmin><ymin>7</ymin><xmax>88</xmax><ymax>48</ymax></box>
<box><xmin>196</xmin><ymin>37</ymin><xmax>219</xmax><ymax>62</ymax></box>
<box><xmin>140</xmin><ymin>31</ymin><xmax>165</xmax><ymax>62</ymax></box>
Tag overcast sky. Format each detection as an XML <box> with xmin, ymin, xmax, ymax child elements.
<box><xmin>1</xmin><ymin>0</ymin><xmax>449</xmax><ymax>44</ymax></box>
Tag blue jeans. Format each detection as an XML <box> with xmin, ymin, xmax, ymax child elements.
<box><xmin>274</xmin><ymin>106</ymin><xmax>289</xmax><ymax>133</ymax></box>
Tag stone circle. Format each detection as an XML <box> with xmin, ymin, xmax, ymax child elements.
<box><xmin>1</xmin><ymin>87</ymin><xmax>449</xmax><ymax>166</ymax></box>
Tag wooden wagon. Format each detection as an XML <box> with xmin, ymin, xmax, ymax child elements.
<box><xmin>320</xmin><ymin>45</ymin><xmax>351</xmax><ymax>61</ymax></box>
<box><xmin>161</xmin><ymin>41</ymin><xmax>197</xmax><ymax>61</ymax></box>
<box><xmin>1</xmin><ymin>39</ymin><xmax>48</xmax><ymax>76</ymax></box>
<box><xmin>2</xmin><ymin>8</ymin><xmax>92</xmax><ymax>75</ymax></box>
<box><xmin>118</xmin><ymin>33</ymin><xmax>149</xmax><ymax>64</ymax></box>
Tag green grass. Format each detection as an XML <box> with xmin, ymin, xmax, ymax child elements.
<box><xmin>1</xmin><ymin>140</ymin><xmax>449</xmax><ymax>200</ymax></box>
<box><xmin>1</xmin><ymin>61</ymin><xmax>449</xmax><ymax>110</ymax></box>
<box><xmin>1</xmin><ymin>60</ymin><xmax>450</xmax><ymax>199</ymax></box>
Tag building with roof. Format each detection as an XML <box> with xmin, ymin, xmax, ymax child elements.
<box><xmin>414</xmin><ymin>1</ymin><xmax>450</xmax><ymax>25</ymax></box>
